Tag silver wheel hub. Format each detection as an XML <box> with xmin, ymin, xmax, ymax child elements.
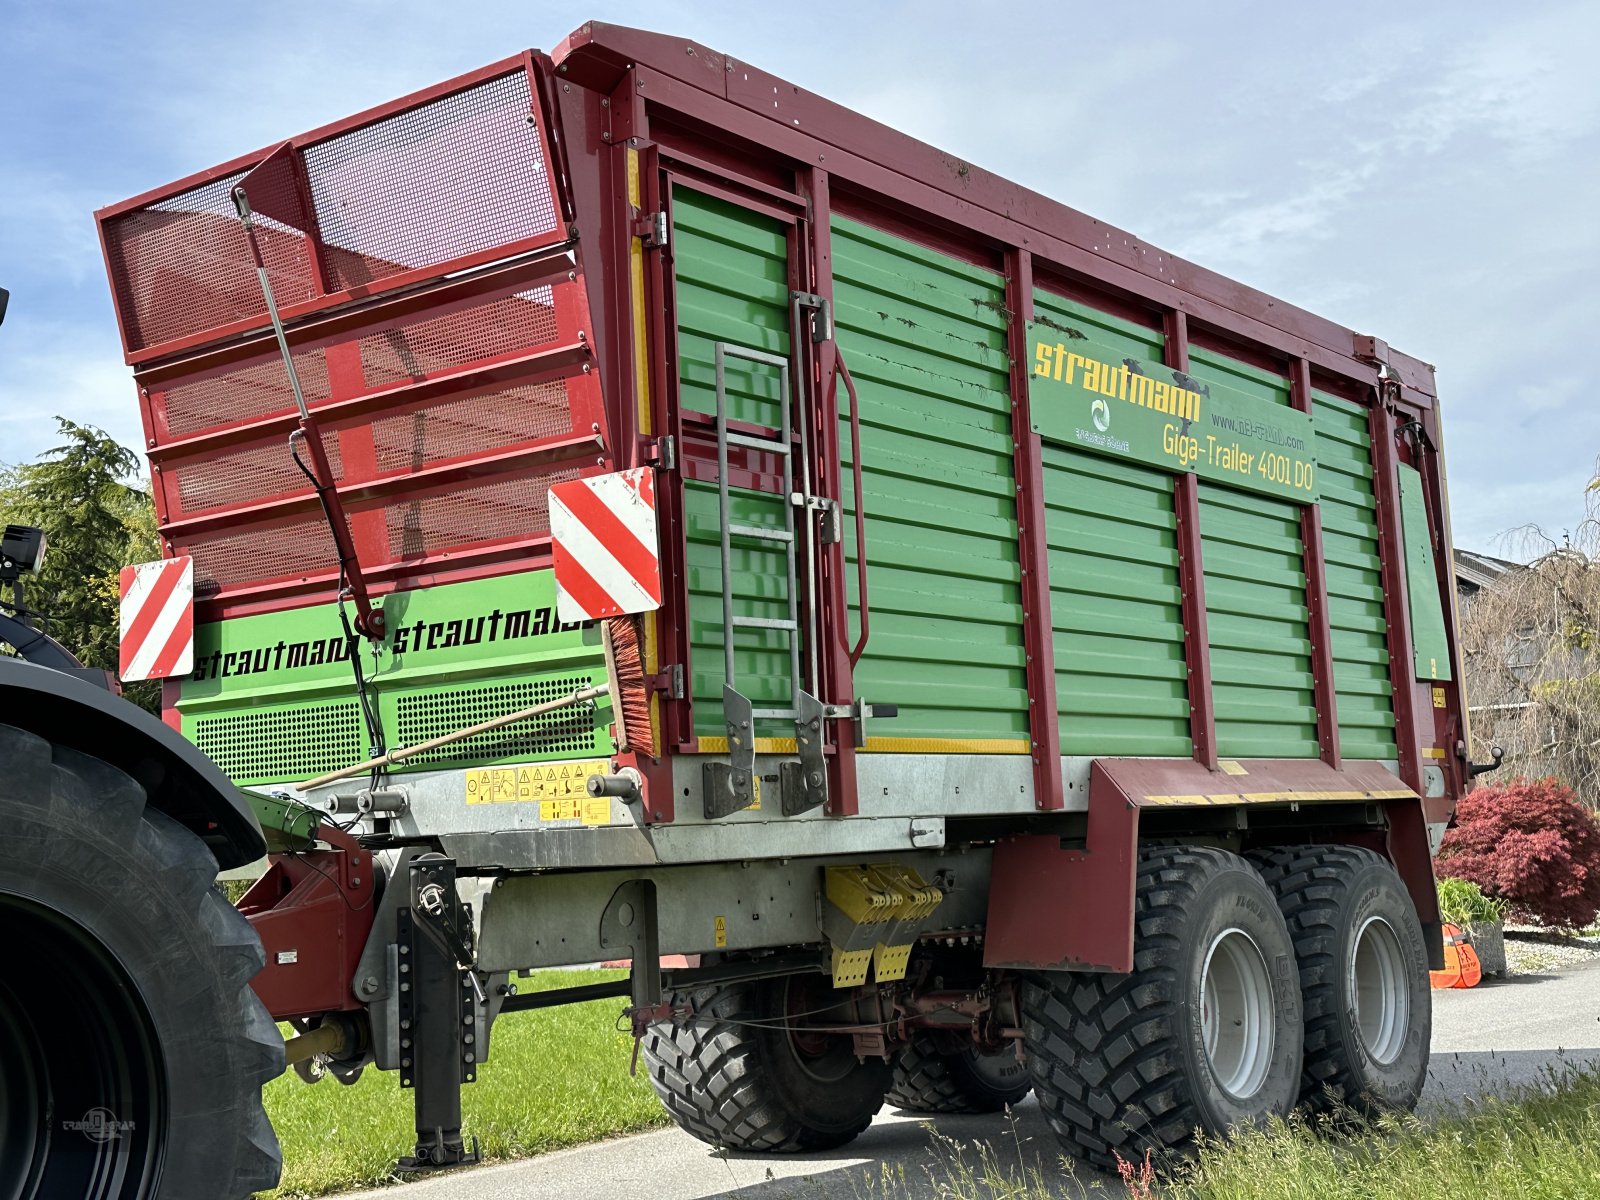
<box><xmin>1200</xmin><ymin>927</ymin><xmax>1275</xmax><ymax>1099</ymax></box>
<box><xmin>1351</xmin><ymin>915</ymin><xmax>1409</xmax><ymax>1065</ymax></box>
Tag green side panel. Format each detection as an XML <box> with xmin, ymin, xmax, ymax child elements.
<box><xmin>1312</xmin><ymin>392</ymin><xmax>1397</xmax><ymax>760</ymax></box>
<box><xmin>669</xmin><ymin>187</ymin><xmax>798</xmax><ymax>740</ymax></box>
<box><xmin>1199</xmin><ymin>483</ymin><xmax>1320</xmax><ymax>760</ymax></box>
<box><xmin>1035</xmin><ymin>292</ymin><xmax>1191</xmax><ymax>757</ymax></box>
<box><xmin>684</xmin><ymin>479</ymin><xmax>794</xmax><ymax>738</ymax></box>
<box><xmin>1189</xmin><ymin>348</ymin><xmax>1316</xmax><ymax>758</ymax></box>
<box><xmin>180</xmin><ymin>572</ymin><xmax>612</xmax><ymax>786</ymax></box>
<box><xmin>832</xmin><ymin>216</ymin><xmax>1028</xmax><ymax>742</ymax></box>
<box><xmin>673</xmin><ymin>188</ymin><xmax>791</xmax><ymax>428</ymax></box>
<box><xmin>1398</xmin><ymin>463</ymin><xmax>1453</xmax><ymax>682</ymax></box>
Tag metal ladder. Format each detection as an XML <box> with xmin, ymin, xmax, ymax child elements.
<box><xmin>704</xmin><ymin>341</ymin><xmax>828</xmax><ymax>819</ymax></box>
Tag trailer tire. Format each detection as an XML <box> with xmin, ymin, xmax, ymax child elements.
<box><xmin>887</xmin><ymin>1035</ymin><xmax>1032</xmax><ymax>1114</ymax></box>
<box><xmin>1021</xmin><ymin>845</ymin><xmax>1302</xmax><ymax>1170</ymax></box>
<box><xmin>641</xmin><ymin>976</ymin><xmax>890</xmax><ymax>1152</ymax></box>
<box><xmin>1248</xmin><ymin>844</ymin><xmax>1431</xmax><ymax>1115</ymax></box>
<box><xmin>0</xmin><ymin>722</ymin><xmax>283</xmax><ymax>1200</ymax></box>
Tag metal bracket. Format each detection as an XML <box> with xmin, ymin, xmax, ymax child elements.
<box><xmin>646</xmin><ymin>434</ymin><xmax>677</xmax><ymax>471</ymax></box>
<box><xmin>599</xmin><ymin>879</ymin><xmax>663</xmax><ymax>1016</ymax></box>
<box><xmin>634</xmin><ymin>211</ymin><xmax>669</xmax><ymax>249</ymax></box>
<box><xmin>704</xmin><ymin>685</ymin><xmax>756</xmax><ymax>818</ymax></box>
<box><xmin>648</xmin><ymin>663</ymin><xmax>685</xmax><ymax>700</ymax></box>
<box><xmin>791</xmin><ymin>290</ymin><xmax>833</xmax><ymax>343</ymax></box>
<box><xmin>783</xmin><ymin>690</ymin><xmax>828</xmax><ymax>816</ymax></box>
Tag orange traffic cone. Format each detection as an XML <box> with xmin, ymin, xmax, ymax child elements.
<box><xmin>1430</xmin><ymin>922</ymin><xmax>1484</xmax><ymax>989</ymax></box>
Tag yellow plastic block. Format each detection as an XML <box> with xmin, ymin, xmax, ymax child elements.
<box><xmin>831</xmin><ymin>945</ymin><xmax>873</xmax><ymax>988</ymax></box>
<box><xmin>873</xmin><ymin>942</ymin><xmax>914</xmax><ymax>982</ymax></box>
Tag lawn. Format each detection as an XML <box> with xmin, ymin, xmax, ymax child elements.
<box><xmin>264</xmin><ymin>969</ymin><xmax>671</xmax><ymax>1199</ymax></box>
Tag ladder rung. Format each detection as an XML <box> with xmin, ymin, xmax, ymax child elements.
<box><xmin>725</xmin><ymin>431</ymin><xmax>791</xmax><ymax>454</ymax></box>
<box><xmin>731</xmin><ymin>615</ymin><xmax>799</xmax><ymax>631</ymax></box>
<box><xmin>727</xmin><ymin>523</ymin><xmax>793</xmax><ymax>543</ymax></box>
<box><xmin>751</xmin><ymin>707</ymin><xmax>800</xmax><ymax>720</ymax></box>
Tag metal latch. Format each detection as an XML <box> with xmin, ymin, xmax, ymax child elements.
<box><xmin>649</xmin><ymin>664</ymin><xmax>685</xmax><ymax>701</ymax></box>
<box><xmin>646</xmin><ymin>434</ymin><xmax>677</xmax><ymax>471</ymax></box>
<box><xmin>791</xmin><ymin>492</ymin><xmax>841</xmax><ymax>545</ymax></box>
<box><xmin>791</xmin><ymin>291</ymin><xmax>833</xmax><ymax>343</ymax></box>
<box><xmin>635</xmin><ymin>211</ymin><xmax>669</xmax><ymax>249</ymax></box>
<box><xmin>824</xmin><ymin>699</ymin><xmax>899</xmax><ymax>748</ymax></box>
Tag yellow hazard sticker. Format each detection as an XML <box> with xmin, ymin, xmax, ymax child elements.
<box><xmin>714</xmin><ymin>915</ymin><xmax>727</xmax><ymax>948</ymax></box>
<box><xmin>465</xmin><ymin>760</ymin><xmax>609</xmax><ymax>809</ymax></box>
<box><xmin>1432</xmin><ymin>686</ymin><xmax>1447</xmax><ymax>709</ymax></box>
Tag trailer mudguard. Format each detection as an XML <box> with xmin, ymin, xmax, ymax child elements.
<box><xmin>0</xmin><ymin>657</ymin><xmax>265</xmax><ymax>869</ymax></box>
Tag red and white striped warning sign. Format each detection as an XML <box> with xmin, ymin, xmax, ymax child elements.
<box><xmin>119</xmin><ymin>556</ymin><xmax>195</xmax><ymax>682</ymax></box>
<box><xmin>550</xmin><ymin>468</ymin><xmax>662</xmax><ymax>624</ymax></box>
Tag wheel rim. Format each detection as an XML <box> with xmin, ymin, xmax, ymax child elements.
<box><xmin>1351</xmin><ymin>916</ymin><xmax>1410</xmax><ymax>1066</ymax></box>
<box><xmin>0</xmin><ymin>894</ymin><xmax>164</xmax><ymax>1200</ymax></box>
<box><xmin>780</xmin><ymin>977</ymin><xmax>857</xmax><ymax>1085</ymax></box>
<box><xmin>1200</xmin><ymin>927</ymin><xmax>1275</xmax><ymax>1100</ymax></box>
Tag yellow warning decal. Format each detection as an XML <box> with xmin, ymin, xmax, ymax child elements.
<box><xmin>465</xmin><ymin>759</ymin><xmax>610</xmax><ymax>808</ymax></box>
<box><xmin>1432</xmin><ymin>687</ymin><xmax>1447</xmax><ymax>709</ymax></box>
<box><xmin>714</xmin><ymin>915</ymin><xmax>727</xmax><ymax>949</ymax></box>
<box><xmin>1218</xmin><ymin>760</ymin><xmax>1248</xmax><ymax>776</ymax></box>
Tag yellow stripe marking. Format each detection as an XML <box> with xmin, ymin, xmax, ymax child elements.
<box><xmin>1143</xmin><ymin>787</ymin><xmax>1419</xmax><ymax>807</ymax></box>
<box><xmin>626</xmin><ymin>147</ymin><xmax>651</xmax><ymax>438</ymax></box>
<box><xmin>692</xmin><ymin>736</ymin><xmax>1030</xmax><ymax>755</ymax></box>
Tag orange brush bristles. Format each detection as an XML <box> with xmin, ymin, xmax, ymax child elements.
<box><xmin>604</xmin><ymin>614</ymin><xmax>652</xmax><ymax>754</ymax></box>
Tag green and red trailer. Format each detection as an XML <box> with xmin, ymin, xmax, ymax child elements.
<box><xmin>0</xmin><ymin>20</ymin><xmax>1485</xmax><ymax>1197</ymax></box>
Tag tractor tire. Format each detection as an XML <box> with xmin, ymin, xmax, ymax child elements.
<box><xmin>641</xmin><ymin>975</ymin><xmax>890</xmax><ymax>1152</ymax></box>
<box><xmin>887</xmin><ymin>1035</ymin><xmax>1032</xmax><ymax>1114</ymax></box>
<box><xmin>0</xmin><ymin>722</ymin><xmax>283</xmax><ymax>1200</ymax></box>
<box><xmin>1248</xmin><ymin>844</ymin><xmax>1431</xmax><ymax>1115</ymax></box>
<box><xmin>1021</xmin><ymin>845</ymin><xmax>1302</xmax><ymax>1170</ymax></box>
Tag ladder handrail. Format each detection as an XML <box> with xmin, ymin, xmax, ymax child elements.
<box><xmin>829</xmin><ymin>348</ymin><xmax>871</xmax><ymax>668</ymax></box>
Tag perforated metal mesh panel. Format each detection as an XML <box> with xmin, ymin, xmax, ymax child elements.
<box><xmin>104</xmin><ymin>172</ymin><xmax>317</xmax><ymax>354</ymax></box>
<box><xmin>304</xmin><ymin>72</ymin><xmax>558</xmax><ymax>294</ymax></box>
<box><xmin>394</xmin><ymin>676</ymin><xmax>598</xmax><ymax>768</ymax></box>
<box><xmin>384</xmin><ymin>468</ymin><xmax>574</xmax><ymax>560</ymax></box>
<box><xmin>173</xmin><ymin>429</ymin><xmax>343</xmax><ymax>516</ymax></box>
<box><xmin>360</xmin><ymin>287</ymin><xmax>559</xmax><ymax>388</ymax></box>
<box><xmin>192</xmin><ymin>699</ymin><xmax>364</xmax><ymax>783</ymax></box>
<box><xmin>161</xmin><ymin>348</ymin><xmax>332</xmax><ymax>439</ymax></box>
<box><xmin>180</xmin><ymin>515</ymin><xmax>340</xmax><ymax>596</ymax></box>
<box><xmin>371</xmin><ymin>381</ymin><xmax>570</xmax><ymax>474</ymax></box>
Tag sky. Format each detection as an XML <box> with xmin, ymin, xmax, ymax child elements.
<box><xmin>2</xmin><ymin>0</ymin><xmax>1597</xmax><ymax>556</ymax></box>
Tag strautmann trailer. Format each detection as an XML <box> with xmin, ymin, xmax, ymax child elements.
<box><xmin>0</xmin><ymin>21</ymin><xmax>1481</xmax><ymax>1196</ymax></box>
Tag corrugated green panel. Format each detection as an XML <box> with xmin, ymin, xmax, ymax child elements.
<box><xmin>1199</xmin><ymin>485</ymin><xmax>1320</xmax><ymax>760</ymax></box>
<box><xmin>673</xmin><ymin>188</ymin><xmax>790</xmax><ymax>427</ymax></box>
<box><xmin>1035</xmin><ymin>292</ymin><xmax>1191</xmax><ymax>757</ymax></box>
<box><xmin>1190</xmin><ymin>348</ymin><xmax>1317</xmax><ymax>758</ymax></box>
<box><xmin>670</xmin><ymin>189</ymin><xmax>799</xmax><ymax>739</ymax></box>
<box><xmin>1313</xmin><ymin>391</ymin><xmax>1397</xmax><ymax>760</ymax></box>
<box><xmin>1399</xmin><ymin>464</ymin><xmax>1453</xmax><ymax>682</ymax></box>
<box><xmin>684</xmin><ymin>479</ymin><xmax>794</xmax><ymax>737</ymax></box>
<box><xmin>832</xmin><ymin>216</ymin><xmax>1028</xmax><ymax>743</ymax></box>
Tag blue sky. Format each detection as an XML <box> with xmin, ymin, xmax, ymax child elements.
<box><xmin>2</xmin><ymin>0</ymin><xmax>1597</xmax><ymax>554</ymax></box>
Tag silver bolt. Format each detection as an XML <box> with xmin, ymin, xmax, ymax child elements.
<box><xmin>359</xmin><ymin>976</ymin><xmax>379</xmax><ymax>995</ymax></box>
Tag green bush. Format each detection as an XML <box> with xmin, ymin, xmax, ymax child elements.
<box><xmin>1436</xmin><ymin>875</ymin><xmax>1507</xmax><ymax>927</ymax></box>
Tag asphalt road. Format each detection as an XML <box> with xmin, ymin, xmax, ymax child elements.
<box><xmin>334</xmin><ymin>959</ymin><xmax>1600</xmax><ymax>1200</ymax></box>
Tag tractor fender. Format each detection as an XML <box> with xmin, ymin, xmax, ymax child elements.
<box><xmin>0</xmin><ymin>656</ymin><xmax>264</xmax><ymax>869</ymax></box>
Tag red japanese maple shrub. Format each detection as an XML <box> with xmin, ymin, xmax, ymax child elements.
<box><xmin>1437</xmin><ymin>776</ymin><xmax>1600</xmax><ymax>929</ymax></box>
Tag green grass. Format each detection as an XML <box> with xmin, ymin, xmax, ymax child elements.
<box><xmin>1435</xmin><ymin>875</ymin><xmax>1508</xmax><ymax>928</ymax></box>
<box><xmin>264</xmin><ymin>970</ymin><xmax>670</xmax><ymax>1198</ymax></box>
<box><xmin>854</xmin><ymin>1067</ymin><xmax>1600</xmax><ymax>1200</ymax></box>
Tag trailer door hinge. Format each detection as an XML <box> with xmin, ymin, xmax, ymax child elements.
<box><xmin>646</xmin><ymin>434</ymin><xmax>677</xmax><ymax>471</ymax></box>
<box><xmin>649</xmin><ymin>664</ymin><xmax>685</xmax><ymax>700</ymax></box>
<box><xmin>635</xmin><ymin>211</ymin><xmax>668</xmax><ymax>249</ymax></box>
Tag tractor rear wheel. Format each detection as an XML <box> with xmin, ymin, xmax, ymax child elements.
<box><xmin>887</xmin><ymin>1034</ymin><xmax>1032</xmax><ymax>1114</ymax></box>
<box><xmin>1248</xmin><ymin>844</ymin><xmax>1431</xmax><ymax>1115</ymax></box>
<box><xmin>1022</xmin><ymin>845</ymin><xmax>1303</xmax><ymax>1170</ymax></box>
<box><xmin>0</xmin><ymin>723</ymin><xmax>283</xmax><ymax>1200</ymax></box>
<box><xmin>641</xmin><ymin>974</ymin><xmax>890</xmax><ymax>1152</ymax></box>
